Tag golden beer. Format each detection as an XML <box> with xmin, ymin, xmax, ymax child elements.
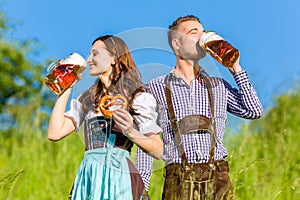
<box><xmin>44</xmin><ymin>52</ymin><xmax>87</xmax><ymax>95</ymax></box>
<box><xmin>200</xmin><ymin>31</ymin><xmax>239</xmax><ymax>67</ymax></box>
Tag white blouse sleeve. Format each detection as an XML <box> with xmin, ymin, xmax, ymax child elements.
<box><xmin>64</xmin><ymin>97</ymin><xmax>84</xmax><ymax>132</ymax></box>
<box><xmin>132</xmin><ymin>92</ymin><xmax>162</xmax><ymax>135</ymax></box>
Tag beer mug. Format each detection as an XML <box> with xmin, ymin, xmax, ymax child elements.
<box><xmin>200</xmin><ymin>31</ymin><xmax>239</xmax><ymax>67</ymax></box>
<box><xmin>44</xmin><ymin>52</ymin><xmax>87</xmax><ymax>95</ymax></box>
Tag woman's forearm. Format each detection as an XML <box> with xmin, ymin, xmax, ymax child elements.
<box><xmin>125</xmin><ymin>129</ymin><xmax>163</xmax><ymax>160</ymax></box>
<box><xmin>48</xmin><ymin>88</ymin><xmax>75</xmax><ymax>140</ymax></box>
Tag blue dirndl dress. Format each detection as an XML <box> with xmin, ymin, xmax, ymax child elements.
<box><xmin>69</xmin><ymin>116</ymin><xmax>146</xmax><ymax>200</ymax></box>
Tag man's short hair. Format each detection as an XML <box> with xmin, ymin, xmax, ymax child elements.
<box><xmin>167</xmin><ymin>15</ymin><xmax>201</xmax><ymax>50</ymax></box>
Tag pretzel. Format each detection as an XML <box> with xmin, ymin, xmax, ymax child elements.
<box><xmin>99</xmin><ymin>94</ymin><xmax>128</xmax><ymax>118</ymax></box>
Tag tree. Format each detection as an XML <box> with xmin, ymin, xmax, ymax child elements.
<box><xmin>0</xmin><ymin>9</ymin><xmax>55</xmax><ymax>130</ymax></box>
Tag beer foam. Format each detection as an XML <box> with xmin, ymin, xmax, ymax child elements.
<box><xmin>62</xmin><ymin>52</ymin><xmax>87</xmax><ymax>68</ymax></box>
<box><xmin>200</xmin><ymin>31</ymin><xmax>224</xmax><ymax>44</ymax></box>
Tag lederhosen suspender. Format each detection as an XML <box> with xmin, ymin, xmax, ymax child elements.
<box><xmin>166</xmin><ymin>74</ymin><xmax>188</xmax><ymax>167</ymax></box>
<box><xmin>165</xmin><ymin>69</ymin><xmax>218</xmax><ymax>169</ymax></box>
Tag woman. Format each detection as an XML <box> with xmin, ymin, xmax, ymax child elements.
<box><xmin>47</xmin><ymin>35</ymin><xmax>163</xmax><ymax>200</ymax></box>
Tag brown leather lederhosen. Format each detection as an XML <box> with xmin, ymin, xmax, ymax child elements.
<box><xmin>162</xmin><ymin>69</ymin><xmax>233</xmax><ymax>200</ymax></box>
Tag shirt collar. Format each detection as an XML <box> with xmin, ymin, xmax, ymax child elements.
<box><xmin>169</xmin><ymin>68</ymin><xmax>198</xmax><ymax>86</ymax></box>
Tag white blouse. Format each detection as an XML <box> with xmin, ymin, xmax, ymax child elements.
<box><xmin>65</xmin><ymin>92</ymin><xmax>162</xmax><ymax>135</ymax></box>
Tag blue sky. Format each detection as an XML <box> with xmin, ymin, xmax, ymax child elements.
<box><xmin>2</xmin><ymin>0</ymin><xmax>300</xmax><ymax>116</ymax></box>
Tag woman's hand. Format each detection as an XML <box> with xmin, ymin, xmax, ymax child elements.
<box><xmin>112</xmin><ymin>109</ymin><xmax>134</xmax><ymax>137</ymax></box>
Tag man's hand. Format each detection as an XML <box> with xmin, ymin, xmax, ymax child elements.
<box><xmin>227</xmin><ymin>55</ymin><xmax>242</xmax><ymax>75</ymax></box>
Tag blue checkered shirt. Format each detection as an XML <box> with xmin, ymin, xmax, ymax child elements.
<box><xmin>136</xmin><ymin>69</ymin><xmax>263</xmax><ymax>190</ymax></box>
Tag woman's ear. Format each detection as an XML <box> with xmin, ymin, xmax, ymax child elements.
<box><xmin>111</xmin><ymin>58</ymin><xmax>116</xmax><ymax>66</ymax></box>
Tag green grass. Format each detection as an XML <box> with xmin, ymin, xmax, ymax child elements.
<box><xmin>0</xmin><ymin>129</ymin><xmax>83</xmax><ymax>200</ymax></box>
<box><xmin>1</xmin><ymin>91</ymin><xmax>300</xmax><ymax>199</ymax></box>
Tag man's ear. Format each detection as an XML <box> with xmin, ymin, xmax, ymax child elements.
<box><xmin>172</xmin><ymin>38</ymin><xmax>180</xmax><ymax>51</ymax></box>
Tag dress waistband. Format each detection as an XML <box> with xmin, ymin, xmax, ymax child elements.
<box><xmin>85</xmin><ymin>132</ymin><xmax>133</xmax><ymax>152</ymax></box>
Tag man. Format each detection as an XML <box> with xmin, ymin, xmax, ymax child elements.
<box><xmin>136</xmin><ymin>15</ymin><xmax>263</xmax><ymax>199</ymax></box>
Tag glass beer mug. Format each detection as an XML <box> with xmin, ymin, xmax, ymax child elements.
<box><xmin>44</xmin><ymin>52</ymin><xmax>87</xmax><ymax>95</ymax></box>
<box><xmin>200</xmin><ymin>31</ymin><xmax>239</xmax><ymax>67</ymax></box>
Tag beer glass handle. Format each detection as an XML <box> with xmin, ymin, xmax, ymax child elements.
<box><xmin>47</xmin><ymin>61</ymin><xmax>58</xmax><ymax>72</ymax></box>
